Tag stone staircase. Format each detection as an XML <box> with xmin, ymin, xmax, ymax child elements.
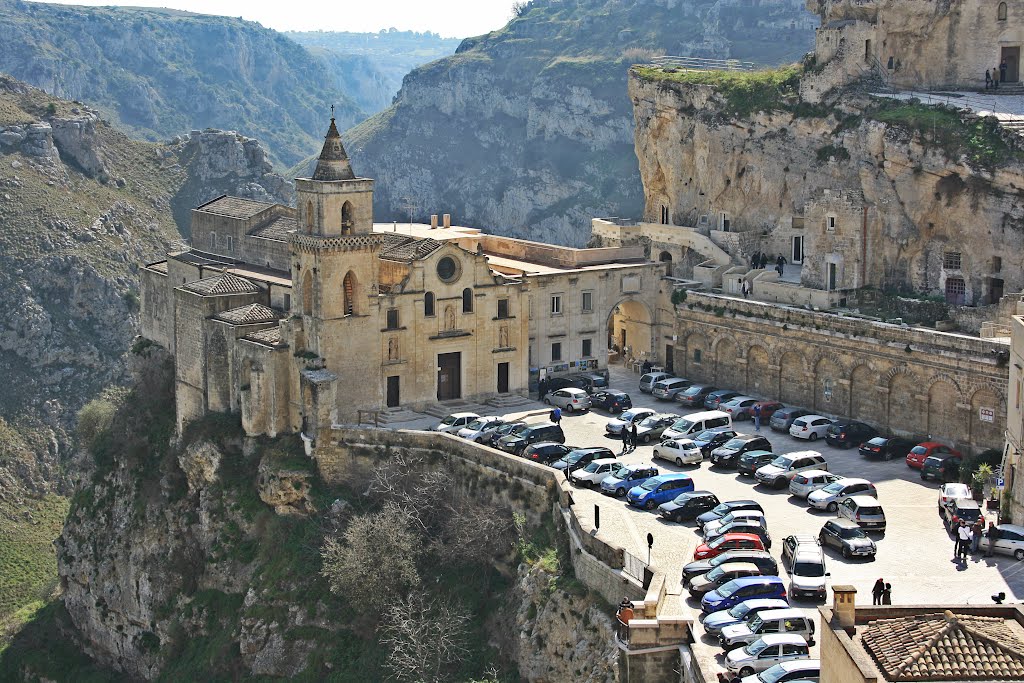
<box><xmin>420</xmin><ymin>399</ymin><xmax>494</xmax><ymax>419</ymax></box>
<box><xmin>375</xmin><ymin>407</ymin><xmax>425</xmax><ymax>425</ymax></box>
<box><xmin>485</xmin><ymin>393</ymin><xmax>537</xmax><ymax>410</ymax></box>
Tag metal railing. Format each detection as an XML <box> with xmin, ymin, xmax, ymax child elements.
<box><xmin>649</xmin><ymin>55</ymin><xmax>756</xmax><ymax>72</ymax></box>
<box><xmin>980</xmin><ymin>322</ymin><xmax>1012</xmax><ymax>339</ymax></box>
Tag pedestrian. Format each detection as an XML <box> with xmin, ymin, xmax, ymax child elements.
<box><xmin>985</xmin><ymin>522</ymin><xmax>1000</xmax><ymax>557</ymax></box>
<box><xmin>552</xmin><ymin>406</ymin><xmax>562</xmax><ymax>425</ymax></box>
<box><xmin>629</xmin><ymin>423</ymin><xmax>639</xmax><ymax>453</ymax></box>
<box><xmin>775</xmin><ymin>254</ymin><xmax>788</xmax><ymax>276</ymax></box>
<box><xmin>1000</xmin><ymin>59</ymin><xmax>1008</xmax><ymax>85</ymax></box>
<box><xmin>995</xmin><ymin>64</ymin><xmax>1001</xmax><ymax>88</ymax></box>
<box><xmin>538</xmin><ymin>378</ymin><xmax>548</xmax><ymax>401</ymax></box>
<box><xmin>986</xmin><ymin>68</ymin><xmax>993</xmax><ymax>90</ymax></box>
<box><xmin>881</xmin><ymin>582</ymin><xmax>892</xmax><ymax>605</ymax></box>
<box><xmin>741</xmin><ymin>281</ymin><xmax>749</xmax><ymax>299</ymax></box>
<box><xmin>751</xmin><ymin>251</ymin><xmax>761</xmax><ymax>269</ymax></box>
<box><xmin>971</xmin><ymin>518</ymin><xmax>984</xmax><ymax>553</ymax></box>
<box><xmin>752</xmin><ymin>403</ymin><xmax>761</xmax><ymax>431</ymax></box>
<box><xmin>757</xmin><ymin>252</ymin><xmax>766</xmax><ymax>269</ymax></box>
<box><xmin>957</xmin><ymin>520</ymin><xmax>973</xmax><ymax>560</ymax></box>
<box><xmin>621</xmin><ymin>423</ymin><xmax>633</xmax><ymax>454</ymax></box>
<box><xmin>642</xmin><ymin>359</ymin><xmax>652</xmax><ymax>374</ymax></box>
<box><xmin>871</xmin><ymin>578</ymin><xmax>885</xmax><ymax>605</ymax></box>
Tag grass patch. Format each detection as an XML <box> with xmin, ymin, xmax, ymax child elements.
<box><xmin>632</xmin><ymin>65</ymin><xmax>802</xmax><ymax>117</ymax></box>
<box><xmin>0</xmin><ymin>494</ymin><xmax>70</xmax><ymax>629</ymax></box>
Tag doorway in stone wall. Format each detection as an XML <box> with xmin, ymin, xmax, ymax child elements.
<box><xmin>437</xmin><ymin>352</ymin><xmax>461</xmax><ymax>400</ymax></box>
<box><xmin>1002</xmin><ymin>46</ymin><xmax>1020</xmax><ymax>82</ymax></box>
<box><xmin>386</xmin><ymin>376</ymin><xmax>400</xmax><ymax>407</ymax></box>
<box><xmin>497</xmin><ymin>362</ymin><xmax>510</xmax><ymax>394</ymax></box>
<box><xmin>791</xmin><ymin>236</ymin><xmax>803</xmax><ymax>264</ymax></box>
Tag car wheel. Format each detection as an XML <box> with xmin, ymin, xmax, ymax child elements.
<box><xmin>739</xmin><ymin>668</ymin><xmax>754</xmax><ymax>678</ymax></box>
<box><xmin>827</xmin><ymin>502</ymin><xmax>838</xmax><ymax>513</ymax></box>
<box><xmin>920</xmin><ymin>472</ymin><xmax>927</xmax><ymax>481</ymax></box>
<box><xmin>616</xmin><ymin>487</ymin><xmax>626</xmax><ymax>497</ymax></box>
<box><xmin>543</xmin><ymin>398</ymin><xmax>551</xmax><ymax>405</ymax></box>
<box><xmin>1015</xmin><ymin>549</ymin><xmax>1024</xmax><ymax>561</ymax></box>
<box><xmin>808</xmin><ymin>433</ymin><xmax>818</xmax><ymax>441</ymax></box>
<box><xmin>774</xmin><ymin>478</ymin><xmax>787</xmax><ymax>490</ymax></box>
<box><xmin>645</xmin><ymin>499</ymin><xmax>656</xmax><ymax>511</ymax></box>
<box><xmin>843</xmin><ymin>547</ymin><xmax>851</xmax><ymax>559</ymax></box>
<box><xmin>643</xmin><ymin>434</ymin><xmax>652</xmax><ymax>444</ymax></box>
<box><xmin>676</xmin><ymin>457</ymin><xmax>684</xmax><ymax>467</ymax></box>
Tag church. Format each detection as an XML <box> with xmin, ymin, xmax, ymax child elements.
<box><xmin>140</xmin><ymin>119</ymin><xmax>666</xmax><ymax>440</ymax></box>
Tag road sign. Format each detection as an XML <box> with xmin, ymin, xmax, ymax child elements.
<box><xmin>997</xmin><ymin>477</ymin><xmax>1005</xmax><ymax>489</ymax></box>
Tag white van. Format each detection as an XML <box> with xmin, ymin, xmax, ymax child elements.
<box><xmin>662</xmin><ymin>410</ymin><xmax>732</xmax><ymax>441</ymax></box>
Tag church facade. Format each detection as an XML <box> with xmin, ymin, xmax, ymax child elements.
<box><xmin>141</xmin><ymin>120</ymin><xmax>666</xmax><ymax>439</ymax></box>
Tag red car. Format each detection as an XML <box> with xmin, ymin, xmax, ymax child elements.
<box><xmin>692</xmin><ymin>533</ymin><xmax>767</xmax><ymax>560</ymax></box>
<box><xmin>745</xmin><ymin>401</ymin><xmax>784</xmax><ymax>421</ymax></box>
<box><xmin>906</xmin><ymin>442</ymin><xmax>961</xmax><ymax>470</ymax></box>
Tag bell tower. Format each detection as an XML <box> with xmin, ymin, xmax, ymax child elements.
<box><xmin>295</xmin><ymin>116</ymin><xmax>374</xmax><ymax>237</ymax></box>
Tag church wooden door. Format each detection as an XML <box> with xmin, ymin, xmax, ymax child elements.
<box><xmin>437</xmin><ymin>352</ymin><xmax>462</xmax><ymax>401</ymax></box>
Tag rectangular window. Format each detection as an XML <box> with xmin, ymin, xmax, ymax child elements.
<box><xmin>550</xmin><ymin>295</ymin><xmax>562</xmax><ymax>315</ymax></box>
<box><xmin>693</xmin><ymin>349</ymin><xmax>702</xmax><ymax>364</ymax></box>
<box><xmin>283</xmin><ymin>293</ymin><xmax>291</xmax><ymax>312</ymax></box>
<box><xmin>994</xmin><ymin>256</ymin><xmax>1003</xmax><ymax>273</ymax></box>
<box><xmin>210</xmin><ymin>232</ymin><xmax>217</xmax><ymax>249</ymax></box>
<box><xmin>943</xmin><ymin>251</ymin><xmax>962</xmax><ymax>269</ymax></box>
<box><xmin>386</xmin><ymin>308</ymin><xmax>400</xmax><ymax>330</ymax></box>
<box><xmin>826</xmin><ymin>216</ymin><xmax>836</xmax><ymax>232</ymax></box>
<box><xmin>551</xmin><ymin>342</ymin><xmax>562</xmax><ymax>361</ymax></box>
<box><xmin>225</xmin><ymin>235</ymin><xmax>234</xmax><ymax>252</ymax></box>
<box><xmin>497</xmin><ymin>298</ymin><xmax>509</xmax><ymax>319</ymax></box>
<box><xmin>582</xmin><ymin>338</ymin><xmax>592</xmax><ymax>358</ymax></box>
<box><xmin>582</xmin><ymin>291</ymin><xmax>593</xmax><ymax>313</ymax></box>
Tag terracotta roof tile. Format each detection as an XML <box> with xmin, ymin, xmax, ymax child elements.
<box><xmin>197</xmin><ymin>195</ymin><xmax>275</xmax><ymax>219</ymax></box>
<box><xmin>180</xmin><ymin>273</ymin><xmax>259</xmax><ymax>296</ymax></box>
<box><xmin>249</xmin><ymin>215</ymin><xmax>297</xmax><ymax>242</ymax></box>
<box><xmin>212</xmin><ymin>304</ymin><xmax>280</xmax><ymax>325</ymax></box>
<box><xmin>243</xmin><ymin>327</ymin><xmax>286</xmax><ymax>347</ymax></box>
<box><xmin>378</xmin><ymin>233</ymin><xmax>443</xmax><ymax>261</ymax></box>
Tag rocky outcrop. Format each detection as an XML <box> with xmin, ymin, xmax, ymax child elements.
<box><xmin>345</xmin><ymin>0</ymin><xmax>817</xmax><ymax>246</ymax></box>
<box><xmin>50</xmin><ymin>113</ymin><xmax>108</xmax><ymax>178</ymax></box>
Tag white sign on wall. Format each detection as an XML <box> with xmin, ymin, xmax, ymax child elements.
<box><xmin>979</xmin><ymin>407</ymin><xmax>995</xmax><ymax>423</ymax></box>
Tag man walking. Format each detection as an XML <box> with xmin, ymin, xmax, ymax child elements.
<box><xmin>986</xmin><ymin>68</ymin><xmax>993</xmax><ymax>90</ymax></box>
<box><xmin>881</xmin><ymin>583</ymin><xmax>892</xmax><ymax>605</ymax></box>
<box><xmin>1000</xmin><ymin>59</ymin><xmax>1008</xmax><ymax>86</ymax></box>
<box><xmin>985</xmin><ymin>522</ymin><xmax>999</xmax><ymax>557</ymax></box>
<box><xmin>971</xmin><ymin>518</ymin><xmax>984</xmax><ymax>553</ymax></box>
<box><xmin>538</xmin><ymin>378</ymin><xmax>548</xmax><ymax>401</ymax></box>
<box><xmin>957</xmin><ymin>520</ymin><xmax>972</xmax><ymax>561</ymax></box>
<box><xmin>775</xmin><ymin>254</ymin><xmax>788</xmax><ymax>276</ymax></box>
<box><xmin>871</xmin><ymin>578</ymin><xmax>885</xmax><ymax>605</ymax></box>
<box><xmin>741</xmin><ymin>281</ymin><xmax>749</xmax><ymax>299</ymax></box>
<box><xmin>752</xmin><ymin>403</ymin><xmax>761</xmax><ymax>431</ymax></box>
<box><xmin>621</xmin><ymin>423</ymin><xmax>633</xmax><ymax>455</ymax></box>
<box><xmin>629</xmin><ymin>423</ymin><xmax>639</xmax><ymax>453</ymax></box>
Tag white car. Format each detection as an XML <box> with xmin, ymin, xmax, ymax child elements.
<box><xmin>456</xmin><ymin>416</ymin><xmax>502</xmax><ymax>441</ymax></box>
<box><xmin>653</xmin><ymin>438</ymin><xmax>704</xmax><ymax>466</ymax></box>
<box><xmin>724</xmin><ymin>634</ymin><xmax>811</xmax><ymax>677</ymax></box>
<box><xmin>569</xmin><ymin>459</ymin><xmax>622</xmax><ymax>488</ymax></box>
<box><xmin>788</xmin><ymin>415</ymin><xmax>833</xmax><ymax>441</ymax></box>
<box><xmin>785</xmin><ymin>547</ymin><xmax>829</xmax><ymax>601</ymax></box>
<box><xmin>787</xmin><ymin>470</ymin><xmax>840</xmax><ymax>499</ymax></box>
<box><xmin>739</xmin><ymin>660</ymin><xmax>820</xmax><ymax>683</ymax></box>
<box><xmin>605</xmin><ymin>408</ymin><xmax>656</xmax><ymax>435</ymax></box>
<box><xmin>433</xmin><ymin>412</ymin><xmax>480</xmax><ymax>434</ymax></box>
<box><xmin>808</xmin><ymin>478</ymin><xmax>878</xmax><ymax>511</ymax></box>
<box><xmin>703</xmin><ymin>510</ymin><xmax>767</xmax><ymax>539</ymax></box>
<box><xmin>938</xmin><ymin>482</ymin><xmax>972</xmax><ymax>512</ymax></box>
<box><xmin>978</xmin><ymin>523</ymin><xmax>1024</xmax><ymax>561</ymax></box>
<box><xmin>755</xmin><ymin>451</ymin><xmax>828</xmax><ymax>489</ymax></box>
<box><xmin>544</xmin><ymin>387</ymin><xmax>592</xmax><ymax>412</ymax></box>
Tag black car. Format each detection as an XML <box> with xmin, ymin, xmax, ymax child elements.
<box><xmin>704</xmin><ymin>389</ymin><xmax>742</xmax><ymax>410</ymax></box>
<box><xmin>573</xmin><ymin>372</ymin><xmax>609</xmax><ymax>394</ymax></box>
<box><xmin>922</xmin><ymin>453</ymin><xmax>962</xmax><ymax>482</ymax></box>
<box><xmin>710</xmin><ymin>435</ymin><xmax>773</xmax><ymax>468</ymax></box>
<box><xmin>768</xmin><ymin>407</ymin><xmax>811</xmax><ymax>432</ymax></box>
<box><xmin>497</xmin><ymin>422</ymin><xmax>565</xmax><ymax>454</ymax></box>
<box><xmin>696</xmin><ymin>500</ymin><xmax>764</xmax><ymax>530</ymax></box>
<box><xmin>521</xmin><ymin>442</ymin><xmax>573</xmax><ymax>465</ymax></box>
<box><xmin>736</xmin><ymin>450</ymin><xmax>777</xmax><ymax>477</ymax></box>
<box><xmin>591</xmin><ymin>390</ymin><xmax>632</xmax><ymax>413</ymax></box>
<box><xmin>819</xmin><ymin>519</ymin><xmax>877</xmax><ymax>559</ymax></box>
<box><xmin>658</xmin><ymin>490</ymin><xmax>721</xmax><ymax>523</ymax></box>
<box><xmin>681</xmin><ymin>550</ymin><xmax>778</xmax><ymax>588</ymax></box>
<box><xmin>825</xmin><ymin>420</ymin><xmax>878</xmax><ymax>449</ymax></box>
<box><xmin>486</xmin><ymin>421</ymin><xmax>527</xmax><ymax>447</ymax></box>
<box><xmin>693</xmin><ymin>429</ymin><xmax>739</xmax><ymax>457</ymax></box>
<box><xmin>675</xmin><ymin>384</ymin><xmax>718</xmax><ymax>408</ymax></box>
<box><xmin>545</xmin><ymin>376</ymin><xmax>588</xmax><ymax>393</ymax></box>
<box><xmin>551</xmin><ymin>447</ymin><xmax>616</xmax><ymax>473</ymax></box>
<box><xmin>859</xmin><ymin>436</ymin><xmax>916</xmax><ymax>461</ymax></box>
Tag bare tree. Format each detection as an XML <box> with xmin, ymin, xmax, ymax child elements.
<box><xmin>511</xmin><ymin>1</ymin><xmax>531</xmax><ymax>19</ymax></box>
<box><xmin>380</xmin><ymin>594</ymin><xmax>471</xmax><ymax>683</ymax></box>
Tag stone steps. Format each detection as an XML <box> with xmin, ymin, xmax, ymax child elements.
<box><xmin>485</xmin><ymin>393</ymin><xmax>536</xmax><ymax>409</ymax></box>
<box><xmin>375</xmin><ymin>407</ymin><xmax>424</xmax><ymax>425</ymax></box>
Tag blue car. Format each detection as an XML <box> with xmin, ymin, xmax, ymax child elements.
<box><xmin>701</xmin><ymin>576</ymin><xmax>787</xmax><ymax>615</ymax></box>
<box><xmin>700</xmin><ymin>598</ymin><xmax>790</xmax><ymax>637</ymax></box>
<box><xmin>626</xmin><ymin>473</ymin><xmax>694</xmax><ymax>510</ymax></box>
<box><xmin>600</xmin><ymin>464</ymin><xmax>659</xmax><ymax>497</ymax></box>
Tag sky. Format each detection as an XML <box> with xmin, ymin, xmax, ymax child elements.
<box><xmin>36</xmin><ymin>0</ymin><xmax>517</xmax><ymax>37</ymax></box>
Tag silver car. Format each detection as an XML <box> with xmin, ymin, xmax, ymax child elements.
<box><xmin>725</xmin><ymin>634</ymin><xmax>811</xmax><ymax>677</ymax></box>
<box><xmin>605</xmin><ymin>408</ymin><xmax>656</xmax><ymax>435</ymax></box>
<box><xmin>635</xmin><ymin>413</ymin><xmax>680</xmax><ymax>443</ymax></box>
<box><xmin>979</xmin><ymin>523</ymin><xmax>1024</xmax><ymax>560</ymax></box>
<box><xmin>544</xmin><ymin>387</ymin><xmax>591</xmax><ymax>412</ymax></box>
<box><xmin>787</xmin><ymin>470</ymin><xmax>840</xmax><ymax>499</ymax></box>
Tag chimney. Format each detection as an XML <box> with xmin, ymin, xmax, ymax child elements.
<box><xmin>430</xmin><ymin>214</ymin><xmax>438</xmax><ymax>229</ymax></box>
<box><xmin>832</xmin><ymin>585</ymin><xmax>857</xmax><ymax>633</ymax></box>
<box><xmin>443</xmin><ymin>213</ymin><xmax>451</xmax><ymax>229</ymax></box>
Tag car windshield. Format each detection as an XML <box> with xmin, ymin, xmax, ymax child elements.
<box><xmin>746</xmin><ymin>639</ymin><xmax>770</xmax><ymax>656</ymax></box>
<box><xmin>672</xmin><ymin>418</ymin><xmax>695</xmax><ymax>433</ymax></box>
<box><xmin>956</xmin><ymin>506</ymin><xmax>981</xmax><ymax>521</ymax></box>
<box><xmin>923</xmin><ymin>457</ymin><xmax>942</xmax><ymax>468</ymax></box>
<box><xmin>706</xmin><ymin>566</ymin><xmax>726</xmax><ymax>580</ymax></box>
<box><xmin>582</xmin><ymin>462</ymin><xmax>602</xmax><ymax>473</ymax></box>
<box><xmin>640</xmin><ymin>416</ymin><xmax>660</xmax><ymax>428</ymax></box>
<box><xmin>771</xmin><ymin>456</ymin><xmax>794</xmax><ymax>468</ymax></box>
<box><xmin>465</xmin><ymin>419</ymin><xmax>488</xmax><ymax>430</ymax></box>
<box><xmin>794</xmin><ymin>561</ymin><xmax>825</xmax><ymax>577</ymax></box>
<box><xmin>911</xmin><ymin>446</ymin><xmax>928</xmax><ymax>455</ymax></box>
<box><xmin>610</xmin><ymin>463</ymin><xmax>630</xmax><ymax>478</ymax></box>
<box><xmin>710</xmin><ymin>502</ymin><xmax>731</xmax><ymax>515</ymax></box>
<box><xmin>792</xmin><ymin>419</ymin><xmax>807</xmax><ymax>428</ymax></box>
<box><xmin>441</xmin><ymin>415</ymin><xmax>459</xmax><ymax>425</ymax></box>
<box><xmin>681</xmin><ymin>386</ymin><xmax>702</xmax><ymax>396</ymax></box>
<box><xmin>760</xmin><ymin>665</ymin><xmax>810</xmax><ymax>683</ymax></box>
<box><xmin>821</xmin><ymin>481</ymin><xmax>846</xmax><ymax>494</ymax></box>
<box><xmin>621</xmin><ymin>410</ymin><xmax>640</xmax><ymax>421</ymax></box>
<box><xmin>640</xmin><ymin>478</ymin><xmax>662</xmax><ymax>491</ymax></box>
<box><xmin>566</xmin><ymin>453</ymin><xmax>586</xmax><ymax>465</ymax></box>
<box><xmin>730</xmin><ymin>602</ymin><xmax>753</xmax><ymax>618</ymax></box>
<box><xmin>708</xmin><ymin>536</ymin><xmax>730</xmax><ymax>549</ymax></box>
<box><xmin>723</xmin><ymin>438</ymin><xmax>746</xmax><ymax>450</ymax></box>
<box><xmin>866</xmin><ymin>437</ymin><xmax>887</xmax><ymax>447</ymax></box>
<box><xmin>717</xmin><ymin>581</ymin><xmax>739</xmax><ymax>597</ymax></box>
<box><xmin>840</xmin><ymin>526</ymin><xmax>867</xmax><ymax>539</ymax></box>
<box><xmin>747</xmin><ymin>614</ymin><xmax>764</xmax><ymax>631</ymax></box>
<box><xmin>718</xmin><ymin>513</ymin><xmax>738</xmax><ymax>525</ymax></box>
<box><xmin>859</xmin><ymin>506</ymin><xmax>882</xmax><ymax>515</ymax></box>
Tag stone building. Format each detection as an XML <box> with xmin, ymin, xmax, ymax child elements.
<box><xmin>1002</xmin><ymin>315</ymin><xmax>1024</xmax><ymax>524</ymax></box>
<box><xmin>141</xmin><ymin>119</ymin><xmax>664</xmax><ymax>438</ymax></box>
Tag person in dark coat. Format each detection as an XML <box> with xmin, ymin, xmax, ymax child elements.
<box><xmin>1000</xmin><ymin>59</ymin><xmax>1008</xmax><ymax>85</ymax></box>
<box><xmin>751</xmin><ymin>251</ymin><xmax>761</xmax><ymax>269</ymax></box>
<box><xmin>881</xmin><ymin>583</ymin><xmax>892</xmax><ymax>605</ymax></box>
<box><xmin>872</xmin><ymin>578</ymin><xmax>885</xmax><ymax>605</ymax></box>
<box><xmin>538</xmin><ymin>378</ymin><xmax>548</xmax><ymax>400</ymax></box>
<box><xmin>642</xmin><ymin>359</ymin><xmax>652</xmax><ymax>374</ymax></box>
<box><xmin>629</xmin><ymin>423</ymin><xmax>639</xmax><ymax>453</ymax></box>
<box><xmin>985</xmin><ymin>522</ymin><xmax>1000</xmax><ymax>557</ymax></box>
<box><xmin>775</xmin><ymin>254</ymin><xmax>788</xmax><ymax>276</ymax></box>
<box><xmin>986</xmin><ymin>69</ymin><xmax>993</xmax><ymax>89</ymax></box>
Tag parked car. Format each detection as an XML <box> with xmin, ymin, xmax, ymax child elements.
<box><xmin>663</xmin><ymin>411</ymin><xmax>734</xmax><ymax>441</ymax></box>
<box><xmin>942</xmin><ymin>498</ymin><xmax>984</xmax><ymax>528</ymax></box>
<box><xmin>705</xmin><ymin>390</ymin><xmax>743</xmax><ymax>410</ymax></box>
<box><xmin>659</xmin><ymin>490</ymin><xmax>721</xmax><ymax>523</ymax></box>
<box><xmin>697</xmin><ymin>500</ymin><xmax>764</xmax><ymax>530</ymax></box>
<box><xmin>703</xmin><ymin>510</ymin><xmax>768</xmax><ymax>538</ymax></box>
<box><xmin>568</xmin><ymin>458</ymin><xmax>620</xmax><ymax>487</ymax></box>
<box><xmin>497</xmin><ymin>422</ymin><xmax>564</xmax><ymax>454</ymax></box>
<box><xmin>693</xmin><ymin>533</ymin><xmax>767</xmax><ymax>560</ymax></box>
<box><xmin>456</xmin><ymin>416</ymin><xmax>503</xmax><ymax>441</ymax></box>
<box><xmin>780</xmin><ymin>535</ymin><xmax>820</xmax><ymax>566</ymax></box>
<box><xmin>683</xmin><ymin>551</ymin><xmax>778</xmax><ymax>589</ymax></box>
<box><xmin>725</xmin><ymin>634</ymin><xmax>811</xmax><ymax>677</ymax></box>
<box><xmin>711</xmin><ymin>435</ymin><xmax>773</xmax><ymax>468</ymax></box>
<box><xmin>819</xmin><ymin>519</ymin><xmax>877</xmax><ymax>559</ymax></box>
<box><xmin>906</xmin><ymin>442</ymin><xmax>961</xmax><ymax>470</ymax></box>
<box><xmin>605</xmin><ymin>408</ymin><xmax>656</xmax><ymax>436</ymax></box>
<box><xmin>572</xmin><ymin>372</ymin><xmax>608</xmax><ymax>394</ymax></box>
<box><xmin>755</xmin><ymin>452</ymin><xmax>828</xmax><ymax>490</ymax></box>
<box><xmin>639</xmin><ymin>371</ymin><xmax>672</xmax><ymax>393</ymax></box>
<box><xmin>788</xmin><ymin>470</ymin><xmax>841</xmax><ymax>499</ymax></box>
<box><xmin>781</xmin><ymin>543</ymin><xmax>829</xmax><ymax>602</ymax></box>
<box><xmin>676</xmin><ymin>384</ymin><xmax>718</xmax><ymax>407</ymax></box>
<box><xmin>627</xmin><ymin>473</ymin><xmax>695</xmax><ymax>510</ymax></box>
<box><xmin>700</xmin><ymin>575</ymin><xmax>787</xmax><ymax>614</ymax></box>
<box><xmin>601</xmin><ymin>464</ymin><xmax>660</xmax><ymax>497</ymax></box>
<box><xmin>859</xmin><ymin>436</ymin><xmax>916</xmax><ymax>461</ymax></box>
<box><xmin>707</xmin><ymin>522</ymin><xmax>773</xmax><ymax>550</ymax></box>
<box><xmin>807</xmin><ymin>478</ymin><xmax>877</xmax><ymax>512</ymax></box>
<box><xmin>552</xmin><ymin>446</ymin><xmax>616</xmax><ymax>474</ymax></box>
<box><xmin>737</xmin><ymin>451</ymin><xmax>777</xmax><ymax>477</ymax></box>
<box><xmin>486</xmin><ymin>421</ymin><xmax>527</xmax><ymax>447</ymax></box>
<box><xmin>701</xmin><ymin>597</ymin><xmax>790</xmax><ymax>637</ymax></box>
<box><xmin>938</xmin><ymin>483</ymin><xmax>973</xmax><ymax>512</ymax></box>
<box><xmin>635</xmin><ymin>413</ymin><xmax>681</xmax><ymax>443</ymax></box>
<box><xmin>722</xmin><ymin>397</ymin><xmax>760</xmax><ymax>420</ymax></box>
<box><xmin>693</xmin><ymin>428</ymin><xmax>740</xmax><ymax>457</ymax></box>
<box><xmin>653</xmin><ymin>437</ymin><xmax>704</xmax><ymax>466</ymax></box>
<box><xmin>769</xmin><ymin>407</ymin><xmax>811</xmax><ymax>433</ymax></box>
<box><xmin>745</xmin><ymin>401</ymin><xmax>785</xmax><ymax>422</ymax></box>
<box><xmin>689</xmin><ymin>562</ymin><xmax>765</xmax><ymax>597</ymax></box>
<box><xmin>838</xmin><ymin>495</ymin><xmax>887</xmax><ymax>532</ymax></box>
<box><xmin>788</xmin><ymin>415</ymin><xmax>833</xmax><ymax>441</ymax></box>
<box><xmin>825</xmin><ymin>420</ymin><xmax>878</xmax><ymax>449</ymax></box>
<box><xmin>545</xmin><ymin>376</ymin><xmax>587</xmax><ymax>392</ymax></box>
<box><xmin>652</xmin><ymin>377</ymin><xmax>692</xmax><ymax>400</ymax></box>
<box><xmin>543</xmin><ymin>387</ymin><xmax>591</xmax><ymax>412</ymax></box>
<box><xmin>722</xmin><ymin>610</ymin><xmax>815</xmax><ymax>650</ymax></box>
<box><xmin>738</xmin><ymin>660</ymin><xmax>820</xmax><ymax>683</ymax></box>
<box><xmin>921</xmin><ymin>453</ymin><xmax>962</xmax><ymax>482</ymax></box>
<box><xmin>521</xmin><ymin>442</ymin><xmax>573</xmax><ymax>465</ymax></box>
<box><xmin>978</xmin><ymin>523</ymin><xmax>1024</xmax><ymax>560</ymax></box>
<box><xmin>433</xmin><ymin>412</ymin><xmax>480</xmax><ymax>434</ymax></box>
<box><xmin>590</xmin><ymin>390</ymin><xmax>632</xmax><ymax>413</ymax></box>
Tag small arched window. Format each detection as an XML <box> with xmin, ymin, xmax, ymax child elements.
<box><xmin>305</xmin><ymin>201</ymin><xmax>314</xmax><ymax>234</ymax></box>
<box><xmin>341</xmin><ymin>201</ymin><xmax>353</xmax><ymax>235</ymax></box>
<box><xmin>462</xmin><ymin>288</ymin><xmax>473</xmax><ymax>313</ymax></box>
<box><xmin>302</xmin><ymin>271</ymin><xmax>313</xmax><ymax>316</ymax></box>
<box><xmin>343</xmin><ymin>271</ymin><xmax>355</xmax><ymax>316</ymax></box>
<box><xmin>999</xmin><ymin>2</ymin><xmax>1008</xmax><ymax>20</ymax></box>
<box><xmin>424</xmin><ymin>291</ymin><xmax>435</xmax><ymax>317</ymax></box>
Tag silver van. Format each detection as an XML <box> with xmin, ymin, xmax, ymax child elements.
<box><xmin>639</xmin><ymin>371</ymin><xmax>672</xmax><ymax>393</ymax></box>
<box><xmin>653</xmin><ymin>377</ymin><xmax>691</xmax><ymax>400</ymax></box>
<box><xmin>720</xmin><ymin>608</ymin><xmax>817</xmax><ymax>649</ymax></box>
<box><xmin>662</xmin><ymin>410</ymin><xmax>733</xmax><ymax>440</ymax></box>
<box><xmin>838</xmin><ymin>495</ymin><xmax>887</xmax><ymax>532</ymax></box>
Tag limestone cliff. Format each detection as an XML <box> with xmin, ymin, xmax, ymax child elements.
<box><xmin>343</xmin><ymin>0</ymin><xmax>817</xmax><ymax>246</ymax></box>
